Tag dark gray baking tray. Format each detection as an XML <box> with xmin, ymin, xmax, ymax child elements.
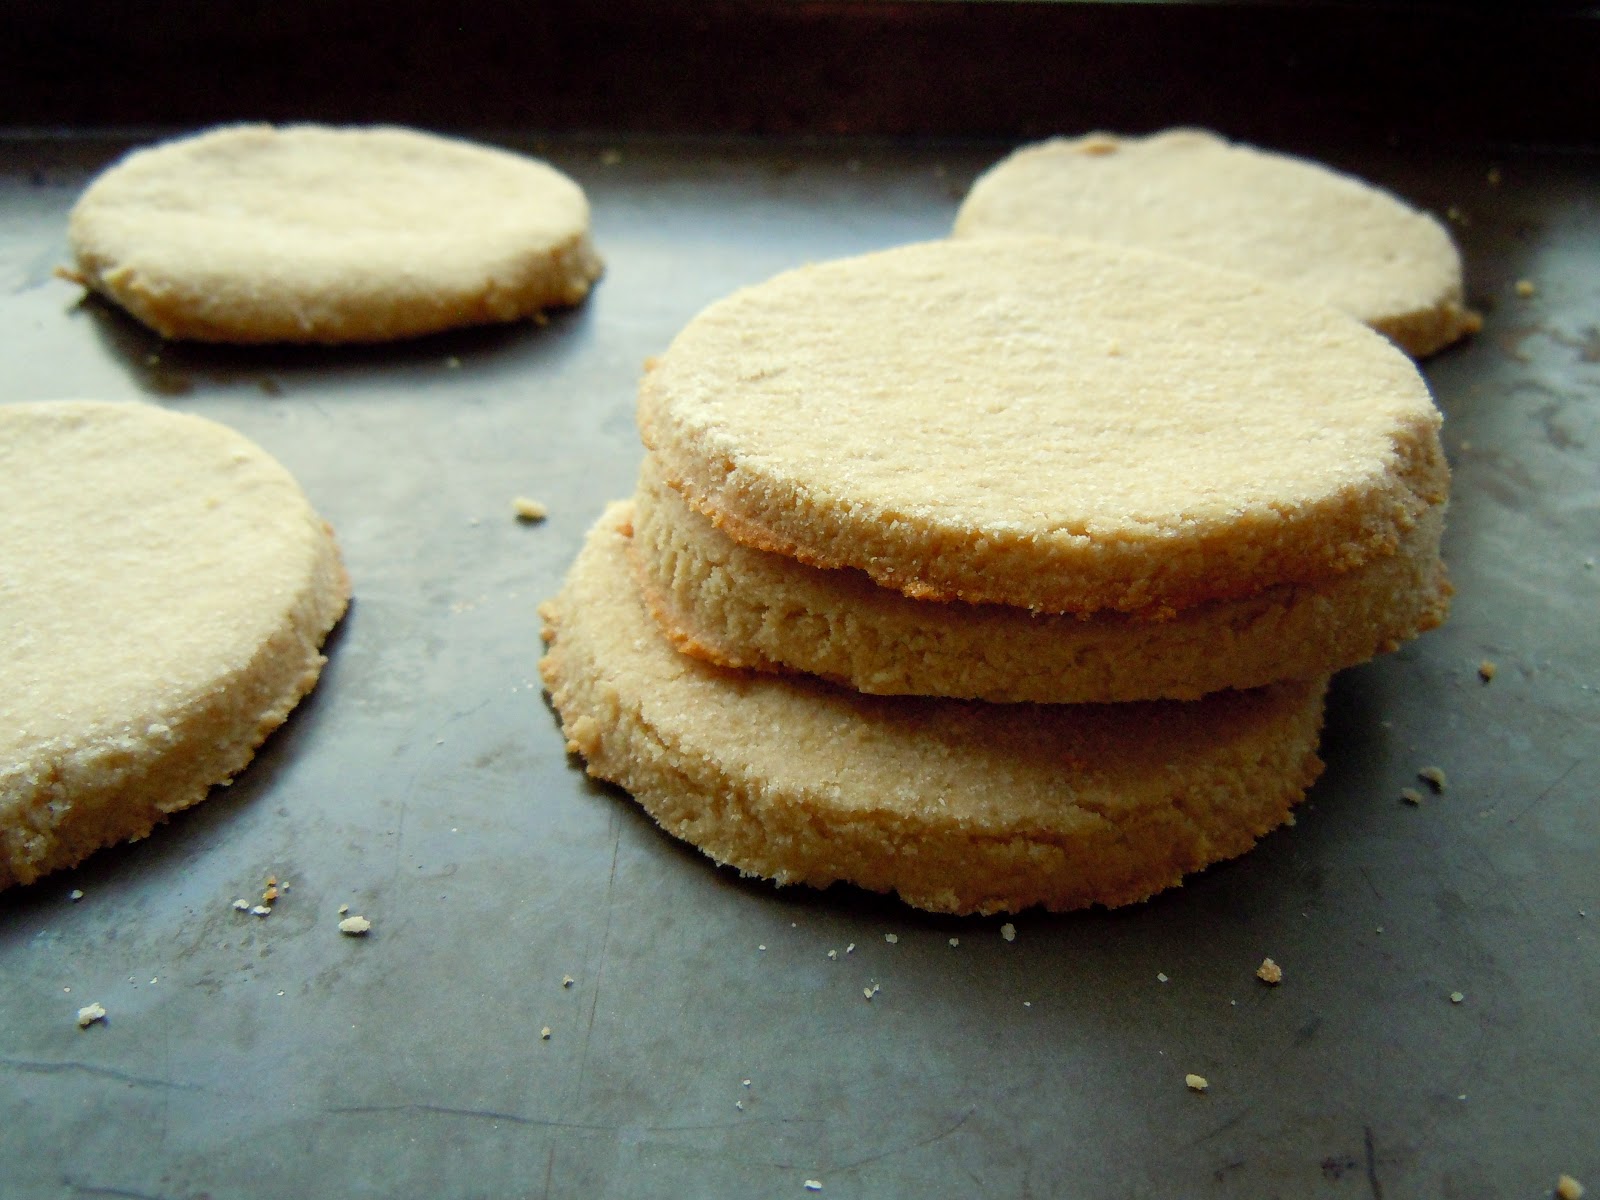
<box><xmin>1</xmin><ymin>127</ymin><xmax>1596</xmax><ymax>1198</ymax></box>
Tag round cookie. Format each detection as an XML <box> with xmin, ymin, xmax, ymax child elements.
<box><xmin>630</xmin><ymin>454</ymin><xmax>1451</xmax><ymax>703</ymax></box>
<box><xmin>953</xmin><ymin>129</ymin><xmax>1478</xmax><ymax>358</ymax></box>
<box><xmin>65</xmin><ymin>123</ymin><xmax>603</xmax><ymax>344</ymax></box>
<box><xmin>539</xmin><ymin>504</ymin><xmax>1329</xmax><ymax>916</ymax></box>
<box><xmin>1</xmin><ymin>401</ymin><xmax>349</xmax><ymax>889</ymax></box>
<box><xmin>636</xmin><ymin>236</ymin><xmax>1449</xmax><ymax>617</ymax></box>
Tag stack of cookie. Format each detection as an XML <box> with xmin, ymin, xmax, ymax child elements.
<box><xmin>540</xmin><ymin>234</ymin><xmax>1451</xmax><ymax>916</ymax></box>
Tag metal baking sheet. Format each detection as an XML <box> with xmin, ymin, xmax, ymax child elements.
<box><xmin>2</xmin><ymin>132</ymin><xmax>1596</xmax><ymax>1198</ymax></box>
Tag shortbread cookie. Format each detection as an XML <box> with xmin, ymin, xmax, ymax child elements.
<box><xmin>631</xmin><ymin>455</ymin><xmax>1449</xmax><ymax>702</ymax></box>
<box><xmin>953</xmin><ymin>129</ymin><xmax>1477</xmax><ymax>357</ymax></box>
<box><xmin>539</xmin><ymin>504</ymin><xmax>1328</xmax><ymax>915</ymax></box>
<box><xmin>637</xmin><ymin>236</ymin><xmax>1449</xmax><ymax>616</ymax></box>
<box><xmin>1</xmin><ymin>401</ymin><xmax>349</xmax><ymax>889</ymax></box>
<box><xmin>65</xmin><ymin>124</ymin><xmax>602</xmax><ymax>343</ymax></box>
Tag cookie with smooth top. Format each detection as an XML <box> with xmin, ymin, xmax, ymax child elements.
<box><xmin>538</xmin><ymin>504</ymin><xmax>1329</xmax><ymax>915</ymax></box>
<box><xmin>631</xmin><ymin>453</ymin><xmax>1450</xmax><ymax>702</ymax></box>
<box><xmin>1</xmin><ymin>401</ymin><xmax>349</xmax><ymax>889</ymax></box>
<box><xmin>953</xmin><ymin>129</ymin><xmax>1477</xmax><ymax>357</ymax></box>
<box><xmin>636</xmin><ymin>236</ymin><xmax>1449</xmax><ymax>616</ymax></box>
<box><xmin>65</xmin><ymin>123</ymin><xmax>602</xmax><ymax>343</ymax></box>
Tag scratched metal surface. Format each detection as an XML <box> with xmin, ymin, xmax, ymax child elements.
<box><xmin>0</xmin><ymin>133</ymin><xmax>1596</xmax><ymax>1200</ymax></box>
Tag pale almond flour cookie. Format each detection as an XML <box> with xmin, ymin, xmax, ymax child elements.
<box><xmin>631</xmin><ymin>454</ymin><xmax>1450</xmax><ymax>703</ymax></box>
<box><xmin>636</xmin><ymin>236</ymin><xmax>1449</xmax><ymax>617</ymax></box>
<box><xmin>953</xmin><ymin>129</ymin><xmax>1477</xmax><ymax>357</ymax></box>
<box><xmin>539</xmin><ymin>504</ymin><xmax>1329</xmax><ymax>915</ymax></box>
<box><xmin>65</xmin><ymin>124</ymin><xmax>602</xmax><ymax>344</ymax></box>
<box><xmin>0</xmin><ymin>401</ymin><xmax>349</xmax><ymax>889</ymax></box>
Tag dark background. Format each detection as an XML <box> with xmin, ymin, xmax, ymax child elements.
<box><xmin>5</xmin><ymin>1</ymin><xmax>1599</xmax><ymax>151</ymax></box>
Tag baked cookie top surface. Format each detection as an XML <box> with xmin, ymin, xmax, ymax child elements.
<box><xmin>952</xmin><ymin>129</ymin><xmax>1474</xmax><ymax>357</ymax></box>
<box><xmin>67</xmin><ymin>123</ymin><xmax>601</xmax><ymax>343</ymax></box>
<box><xmin>637</xmin><ymin>236</ymin><xmax>1447</xmax><ymax>615</ymax></box>
<box><xmin>1</xmin><ymin>400</ymin><xmax>348</xmax><ymax>883</ymax></box>
<box><xmin>539</xmin><ymin>504</ymin><xmax>1328</xmax><ymax>913</ymax></box>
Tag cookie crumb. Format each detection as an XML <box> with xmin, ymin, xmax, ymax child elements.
<box><xmin>863</xmin><ymin>983</ymin><xmax>881</xmax><ymax>1000</ymax></box>
<box><xmin>1157</xmin><ymin>972</ymin><xmax>1170</xmax><ymax>983</ymax></box>
<box><xmin>250</xmin><ymin>905</ymin><xmax>272</xmax><ymax>917</ymax></box>
<box><xmin>1557</xmin><ymin>1174</ymin><xmax>1584</xmax><ymax>1200</ymax></box>
<box><xmin>1515</xmin><ymin>279</ymin><xmax>1536</xmax><ymax>298</ymax></box>
<box><xmin>884</xmin><ymin>933</ymin><xmax>898</xmax><ymax>944</ymax></box>
<box><xmin>1256</xmin><ymin>957</ymin><xmax>1283</xmax><ymax>985</ymax></box>
<box><xmin>562</xmin><ymin>975</ymin><xmax>575</xmax><ymax>988</ymax></box>
<box><xmin>69</xmin><ymin>889</ymin><xmax>84</xmax><ymax>902</ymax></box>
<box><xmin>948</xmin><ymin>937</ymin><xmax>959</xmax><ymax>947</ymax></box>
<box><xmin>827</xmin><ymin>949</ymin><xmax>837</xmax><ymax>960</ymax></box>
<box><xmin>1418</xmin><ymin>766</ymin><xmax>1447</xmax><ymax>793</ymax></box>
<box><xmin>338</xmin><ymin>903</ymin><xmax>349</xmax><ymax>915</ymax></box>
<box><xmin>76</xmin><ymin>1002</ymin><xmax>106</xmax><ymax>1029</ymax></box>
<box><xmin>1478</xmin><ymin>660</ymin><xmax>1497</xmax><ymax>682</ymax></box>
<box><xmin>1185</xmin><ymin>1073</ymin><xmax>1209</xmax><ymax>1092</ymax></box>
<box><xmin>1401</xmin><ymin>787</ymin><xmax>1424</xmax><ymax>806</ymax></box>
<box><xmin>540</xmin><ymin>1026</ymin><xmax>552</xmax><ymax>1040</ymax></box>
<box><xmin>338</xmin><ymin>915</ymin><xmax>372</xmax><ymax>936</ymax></box>
<box><xmin>804</xmin><ymin>1181</ymin><xmax>823</xmax><ymax>1193</ymax></box>
<box><xmin>1001</xmin><ymin>922</ymin><xmax>1017</xmax><ymax>942</ymax></box>
<box><xmin>513</xmin><ymin>496</ymin><xmax>548</xmax><ymax>523</ymax></box>
<box><xmin>232</xmin><ymin>898</ymin><xmax>250</xmax><ymax>910</ymax></box>
<box><xmin>1450</xmin><ymin>991</ymin><xmax>1465</xmax><ymax>1004</ymax></box>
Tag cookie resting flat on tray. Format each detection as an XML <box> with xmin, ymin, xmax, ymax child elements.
<box><xmin>65</xmin><ymin>123</ymin><xmax>602</xmax><ymax>344</ymax></box>
<box><xmin>954</xmin><ymin>128</ymin><xmax>1478</xmax><ymax>357</ymax></box>
<box><xmin>0</xmin><ymin>400</ymin><xmax>349</xmax><ymax>889</ymax></box>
